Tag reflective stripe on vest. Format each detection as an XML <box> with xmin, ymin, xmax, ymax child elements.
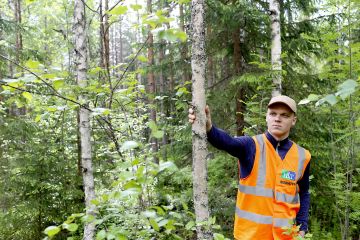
<box><xmin>238</xmin><ymin>184</ymin><xmax>273</xmax><ymax>198</ymax></box>
<box><xmin>274</xmin><ymin>217</ymin><xmax>296</xmax><ymax>227</ymax></box>
<box><xmin>236</xmin><ymin>207</ymin><xmax>295</xmax><ymax>227</ymax></box>
<box><xmin>238</xmin><ymin>184</ymin><xmax>299</xmax><ymax>204</ymax></box>
<box><xmin>296</xmin><ymin>145</ymin><xmax>306</xmax><ymax>181</ymax></box>
<box><xmin>275</xmin><ymin>191</ymin><xmax>299</xmax><ymax>204</ymax></box>
<box><xmin>255</xmin><ymin>134</ymin><xmax>267</xmax><ymax>186</ymax></box>
<box><xmin>236</xmin><ymin>207</ymin><xmax>272</xmax><ymax>224</ymax></box>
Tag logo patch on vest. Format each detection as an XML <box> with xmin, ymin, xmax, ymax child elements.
<box><xmin>281</xmin><ymin>170</ymin><xmax>296</xmax><ymax>181</ymax></box>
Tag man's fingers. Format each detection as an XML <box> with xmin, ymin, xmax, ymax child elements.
<box><xmin>188</xmin><ymin>108</ymin><xmax>196</xmax><ymax>124</ymax></box>
<box><xmin>205</xmin><ymin>105</ymin><xmax>210</xmax><ymax>115</ymax></box>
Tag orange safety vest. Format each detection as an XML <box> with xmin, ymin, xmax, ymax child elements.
<box><xmin>234</xmin><ymin>134</ymin><xmax>311</xmax><ymax>240</ymax></box>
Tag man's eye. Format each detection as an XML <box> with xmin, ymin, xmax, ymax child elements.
<box><xmin>270</xmin><ymin>113</ymin><xmax>276</xmax><ymax>116</ymax></box>
<box><xmin>281</xmin><ymin>114</ymin><xmax>290</xmax><ymax>118</ymax></box>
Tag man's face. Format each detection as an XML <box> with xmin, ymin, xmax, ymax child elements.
<box><xmin>266</xmin><ymin>103</ymin><xmax>297</xmax><ymax>140</ymax></box>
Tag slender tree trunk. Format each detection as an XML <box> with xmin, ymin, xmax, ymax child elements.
<box><xmin>118</xmin><ymin>20</ymin><xmax>123</xmax><ymax>64</ymax></box>
<box><xmin>99</xmin><ymin>0</ymin><xmax>110</xmax><ymax>72</ymax></box>
<box><xmin>232</xmin><ymin>22</ymin><xmax>246</xmax><ymax>136</ymax></box>
<box><xmin>147</xmin><ymin>0</ymin><xmax>158</xmax><ymax>163</ymax></box>
<box><xmin>14</xmin><ymin>0</ymin><xmax>22</xmax><ymax>67</ymax></box>
<box><xmin>104</xmin><ymin>0</ymin><xmax>110</xmax><ymax>72</ymax></box>
<box><xmin>73</xmin><ymin>1</ymin><xmax>96</xmax><ymax>239</ymax></box>
<box><xmin>220</xmin><ymin>31</ymin><xmax>230</xmax><ymax>86</ymax></box>
<box><xmin>269</xmin><ymin>0</ymin><xmax>282</xmax><ymax>97</ymax></box>
<box><xmin>191</xmin><ymin>0</ymin><xmax>212</xmax><ymax>239</ymax></box>
<box><xmin>135</xmin><ymin>0</ymin><xmax>143</xmax><ymax>85</ymax></box>
<box><xmin>232</xmin><ymin>28</ymin><xmax>242</xmax><ymax>75</ymax></box>
<box><xmin>180</xmin><ymin>3</ymin><xmax>190</xmax><ymax>85</ymax></box>
<box><xmin>159</xmin><ymin>38</ymin><xmax>167</xmax><ymax>161</ymax></box>
<box><xmin>206</xmin><ymin>26</ymin><xmax>214</xmax><ymax>88</ymax></box>
<box><xmin>99</xmin><ymin>0</ymin><xmax>104</xmax><ymax>67</ymax></box>
<box><xmin>13</xmin><ymin>0</ymin><xmax>26</xmax><ymax>115</ymax></box>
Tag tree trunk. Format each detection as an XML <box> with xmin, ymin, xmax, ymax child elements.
<box><xmin>73</xmin><ymin>1</ymin><xmax>96</xmax><ymax>239</ymax></box>
<box><xmin>99</xmin><ymin>0</ymin><xmax>110</xmax><ymax>72</ymax></box>
<box><xmin>232</xmin><ymin>24</ymin><xmax>246</xmax><ymax>136</ymax></box>
<box><xmin>206</xmin><ymin>26</ymin><xmax>215</xmax><ymax>88</ymax></box>
<box><xmin>119</xmin><ymin>20</ymin><xmax>123</xmax><ymax>64</ymax></box>
<box><xmin>14</xmin><ymin>0</ymin><xmax>22</xmax><ymax>67</ymax></box>
<box><xmin>147</xmin><ymin>0</ymin><xmax>158</xmax><ymax>163</ymax></box>
<box><xmin>269</xmin><ymin>0</ymin><xmax>282</xmax><ymax>97</ymax></box>
<box><xmin>180</xmin><ymin>3</ymin><xmax>190</xmax><ymax>85</ymax></box>
<box><xmin>159</xmin><ymin>37</ymin><xmax>167</xmax><ymax>161</ymax></box>
<box><xmin>12</xmin><ymin>0</ymin><xmax>26</xmax><ymax>115</ymax></box>
<box><xmin>191</xmin><ymin>0</ymin><xmax>212</xmax><ymax>239</ymax></box>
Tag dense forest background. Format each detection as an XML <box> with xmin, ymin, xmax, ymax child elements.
<box><xmin>0</xmin><ymin>0</ymin><xmax>359</xmax><ymax>239</ymax></box>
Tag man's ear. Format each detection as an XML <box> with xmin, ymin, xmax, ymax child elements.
<box><xmin>292</xmin><ymin>116</ymin><xmax>297</xmax><ymax>126</ymax></box>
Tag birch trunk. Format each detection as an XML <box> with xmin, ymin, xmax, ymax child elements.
<box><xmin>270</xmin><ymin>0</ymin><xmax>282</xmax><ymax>97</ymax></box>
<box><xmin>73</xmin><ymin>1</ymin><xmax>96</xmax><ymax>239</ymax></box>
<box><xmin>191</xmin><ymin>0</ymin><xmax>212</xmax><ymax>239</ymax></box>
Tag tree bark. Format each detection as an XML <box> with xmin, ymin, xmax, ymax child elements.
<box><xmin>99</xmin><ymin>0</ymin><xmax>110</xmax><ymax>72</ymax></box>
<box><xmin>206</xmin><ymin>26</ymin><xmax>215</xmax><ymax>88</ymax></box>
<box><xmin>269</xmin><ymin>0</ymin><xmax>282</xmax><ymax>97</ymax></box>
<box><xmin>11</xmin><ymin>0</ymin><xmax>26</xmax><ymax>115</ymax></box>
<box><xmin>147</xmin><ymin>0</ymin><xmax>158</xmax><ymax>163</ymax></box>
<box><xmin>180</xmin><ymin>3</ymin><xmax>191</xmax><ymax>85</ymax></box>
<box><xmin>119</xmin><ymin>20</ymin><xmax>123</xmax><ymax>64</ymax></box>
<box><xmin>73</xmin><ymin>1</ymin><xmax>96</xmax><ymax>239</ymax></box>
<box><xmin>159</xmin><ymin>36</ymin><xmax>167</xmax><ymax>161</ymax></box>
<box><xmin>191</xmin><ymin>0</ymin><xmax>212</xmax><ymax>239</ymax></box>
<box><xmin>14</xmin><ymin>0</ymin><xmax>22</xmax><ymax>67</ymax></box>
<box><xmin>232</xmin><ymin>23</ymin><xmax>246</xmax><ymax>136</ymax></box>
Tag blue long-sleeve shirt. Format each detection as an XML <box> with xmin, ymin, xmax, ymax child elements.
<box><xmin>207</xmin><ymin>126</ymin><xmax>310</xmax><ymax>232</ymax></box>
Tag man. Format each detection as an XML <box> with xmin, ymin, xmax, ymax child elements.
<box><xmin>188</xmin><ymin>95</ymin><xmax>311</xmax><ymax>240</ymax></box>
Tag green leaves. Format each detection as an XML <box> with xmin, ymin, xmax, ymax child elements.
<box><xmin>137</xmin><ymin>55</ymin><xmax>148</xmax><ymax>63</ymax></box>
<box><xmin>336</xmin><ymin>79</ymin><xmax>358</xmax><ymax>100</ymax></box>
<box><xmin>22</xmin><ymin>92</ymin><xmax>33</xmax><ymax>102</ymax></box>
<box><xmin>185</xmin><ymin>220</ymin><xmax>195</xmax><ymax>230</ymax></box>
<box><xmin>149</xmin><ymin>218</ymin><xmax>160</xmax><ymax>231</ymax></box>
<box><xmin>53</xmin><ymin>79</ymin><xmax>65</xmax><ymax>90</ymax></box>
<box><xmin>148</xmin><ymin>121</ymin><xmax>164</xmax><ymax>139</ymax></box>
<box><xmin>299</xmin><ymin>79</ymin><xmax>358</xmax><ymax>107</ymax></box>
<box><xmin>62</xmin><ymin>223</ymin><xmax>78</xmax><ymax>232</ymax></box>
<box><xmin>315</xmin><ymin>94</ymin><xmax>337</xmax><ymax>106</ymax></box>
<box><xmin>109</xmin><ymin>5</ymin><xmax>128</xmax><ymax>15</ymax></box>
<box><xmin>92</xmin><ymin>108</ymin><xmax>111</xmax><ymax>116</ymax></box>
<box><xmin>96</xmin><ymin>230</ymin><xmax>107</xmax><ymax>240</ymax></box>
<box><xmin>120</xmin><ymin>141</ymin><xmax>139</xmax><ymax>151</ymax></box>
<box><xmin>44</xmin><ymin>222</ymin><xmax>78</xmax><ymax>237</ymax></box>
<box><xmin>158</xmin><ymin>29</ymin><xmax>187</xmax><ymax>42</ymax></box>
<box><xmin>25</xmin><ymin>60</ymin><xmax>40</xmax><ymax>69</ymax></box>
<box><xmin>44</xmin><ymin>226</ymin><xmax>60</xmax><ymax>237</ymax></box>
<box><xmin>298</xmin><ymin>94</ymin><xmax>320</xmax><ymax>105</ymax></box>
<box><xmin>130</xmin><ymin>4</ymin><xmax>142</xmax><ymax>11</ymax></box>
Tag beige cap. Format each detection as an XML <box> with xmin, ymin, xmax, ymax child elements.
<box><xmin>268</xmin><ymin>95</ymin><xmax>297</xmax><ymax>113</ymax></box>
